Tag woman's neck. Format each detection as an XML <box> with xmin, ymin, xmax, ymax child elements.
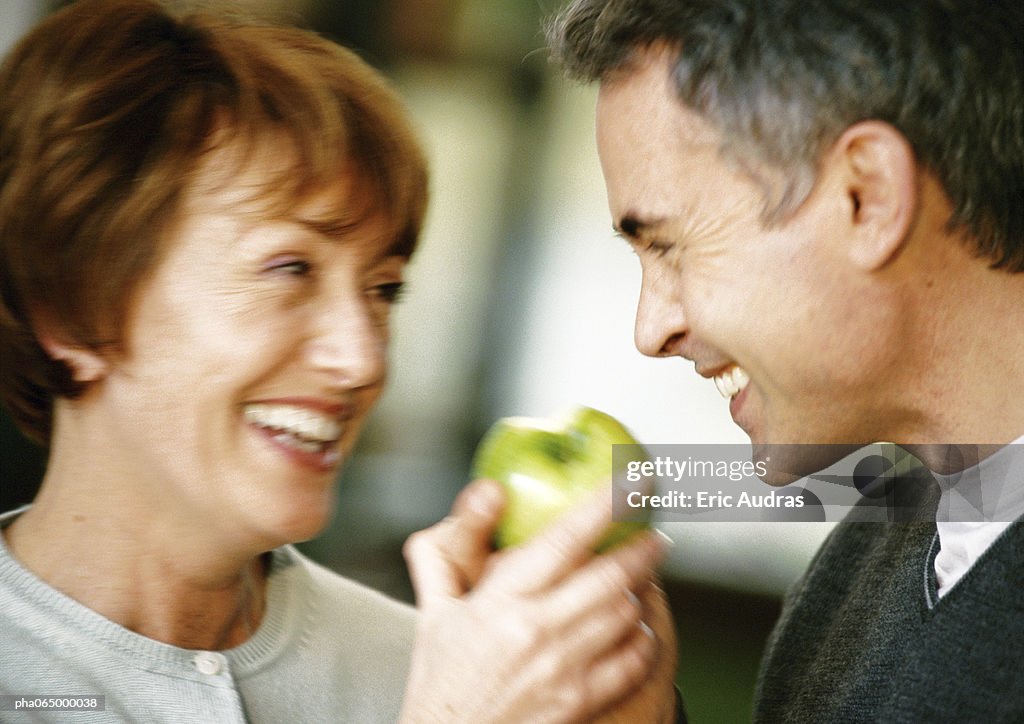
<box><xmin>4</xmin><ymin>466</ymin><xmax>271</xmax><ymax>651</ymax></box>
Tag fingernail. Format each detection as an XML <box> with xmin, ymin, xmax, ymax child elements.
<box><xmin>639</xmin><ymin>619</ymin><xmax>656</xmax><ymax>641</ymax></box>
<box><xmin>469</xmin><ymin>480</ymin><xmax>503</xmax><ymax>514</ymax></box>
<box><xmin>625</xmin><ymin>588</ymin><xmax>641</xmax><ymax>610</ymax></box>
<box><xmin>654</xmin><ymin>528</ymin><xmax>675</xmax><ymax>548</ymax></box>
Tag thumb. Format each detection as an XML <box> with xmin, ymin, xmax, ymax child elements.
<box><xmin>445</xmin><ymin>478</ymin><xmax>506</xmax><ymax>586</ymax></box>
<box><xmin>403</xmin><ymin>479</ymin><xmax>506</xmax><ymax>606</ymax></box>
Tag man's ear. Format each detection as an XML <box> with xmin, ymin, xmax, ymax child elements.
<box><xmin>34</xmin><ymin>316</ymin><xmax>109</xmax><ymax>384</ymax></box>
<box><xmin>829</xmin><ymin>120</ymin><xmax>918</xmax><ymax>271</ymax></box>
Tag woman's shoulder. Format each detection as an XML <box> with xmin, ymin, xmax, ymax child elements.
<box><xmin>233</xmin><ymin>545</ymin><xmax>415</xmax><ymax>720</ymax></box>
<box><xmin>272</xmin><ymin>544</ymin><xmax>416</xmax><ymax>625</ymax></box>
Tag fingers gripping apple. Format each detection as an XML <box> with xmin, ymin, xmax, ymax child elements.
<box><xmin>472</xmin><ymin>406</ymin><xmax>651</xmax><ymax>550</ymax></box>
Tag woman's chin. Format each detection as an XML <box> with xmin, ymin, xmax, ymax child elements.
<box><xmin>223</xmin><ymin>479</ymin><xmax>339</xmax><ymax>552</ymax></box>
<box><xmin>266</xmin><ymin>491</ymin><xmax>338</xmax><ymax>547</ymax></box>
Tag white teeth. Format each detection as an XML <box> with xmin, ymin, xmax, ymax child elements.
<box><xmin>272</xmin><ymin>431</ymin><xmax>321</xmax><ymax>454</ymax></box>
<box><xmin>243</xmin><ymin>403</ymin><xmax>342</xmax><ymax>444</ymax></box>
<box><xmin>713</xmin><ymin>366</ymin><xmax>750</xmax><ymax>399</ymax></box>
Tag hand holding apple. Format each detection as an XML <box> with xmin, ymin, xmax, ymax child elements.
<box><xmin>472</xmin><ymin>405</ymin><xmax>652</xmax><ymax>551</ymax></box>
<box><xmin>401</xmin><ymin>476</ymin><xmax>671</xmax><ymax>723</ymax></box>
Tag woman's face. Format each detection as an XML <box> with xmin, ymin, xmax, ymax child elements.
<box><xmin>90</xmin><ymin>150</ymin><xmax>407</xmax><ymax>549</ymax></box>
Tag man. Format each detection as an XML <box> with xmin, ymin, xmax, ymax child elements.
<box><xmin>547</xmin><ymin>0</ymin><xmax>1023</xmax><ymax>720</ymax></box>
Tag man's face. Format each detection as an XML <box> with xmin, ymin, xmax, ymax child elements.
<box><xmin>595</xmin><ymin>45</ymin><xmax>907</xmax><ymax>448</ymax></box>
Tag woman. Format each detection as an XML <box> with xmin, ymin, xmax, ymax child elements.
<box><xmin>0</xmin><ymin>1</ymin><xmax>677</xmax><ymax>721</ymax></box>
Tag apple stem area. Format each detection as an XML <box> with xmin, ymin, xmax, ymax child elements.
<box><xmin>549</xmin><ymin>436</ymin><xmax>576</xmax><ymax>464</ymax></box>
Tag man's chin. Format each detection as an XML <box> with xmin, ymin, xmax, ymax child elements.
<box><xmin>752</xmin><ymin>441</ymin><xmax>867</xmax><ymax>486</ymax></box>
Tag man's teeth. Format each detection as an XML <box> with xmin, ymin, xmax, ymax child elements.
<box><xmin>714</xmin><ymin>366</ymin><xmax>750</xmax><ymax>400</ymax></box>
<box><xmin>243</xmin><ymin>403</ymin><xmax>342</xmax><ymax>451</ymax></box>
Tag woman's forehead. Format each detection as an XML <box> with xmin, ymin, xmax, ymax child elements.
<box><xmin>175</xmin><ymin>123</ymin><xmax>421</xmax><ymax>258</ymax></box>
<box><xmin>182</xmin><ymin>136</ymin><xmax>385</xmax><ymax>230</ymax></box>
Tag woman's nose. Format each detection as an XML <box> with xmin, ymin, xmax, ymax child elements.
<box><xmin>306</xmin><ymin>294</ymin><xmax>388</xmax><ymax>390</ymax></box>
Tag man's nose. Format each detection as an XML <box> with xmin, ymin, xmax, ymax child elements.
<box><xmin>634</xmin><ymin>268</ymin><xmax>687</xmax><ymax>358</ymax></box>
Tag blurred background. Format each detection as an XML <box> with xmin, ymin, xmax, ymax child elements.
<box><xmin>0</xmin><ymin>1</ymin><xmax>836</xmax><ymax>720</ymax></box>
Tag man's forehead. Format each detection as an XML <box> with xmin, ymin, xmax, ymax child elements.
<box><xmin>597</xmin><ymin>52</ymin><xmax>722</xmax><ymax>147</ymax></box>
<box><xmin>595</xmin><ymin>46</ymin><xmax>749</xmax><ymax>241</ymax></box>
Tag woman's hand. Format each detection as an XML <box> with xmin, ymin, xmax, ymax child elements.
<box><xmin>399</xmin><ymin>479</ymin><xmax>674</xmax><ymax>723</ymax></box>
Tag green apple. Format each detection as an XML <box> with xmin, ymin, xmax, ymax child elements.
<box><xmin>471</xmin><ymin>406</ymin><xmax>652</xmax><ymax>551</ymax></box>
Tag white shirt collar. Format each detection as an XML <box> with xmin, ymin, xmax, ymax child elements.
<box><xmin>930</xmin><ymin>434</ymin><xmax>1024</xmax><ymax>598</ymax></box>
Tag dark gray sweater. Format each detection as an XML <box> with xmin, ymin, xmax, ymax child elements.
<box><xmin>753</xmin><ymin>517</ymin><xmax>1024</xmax><ymax>722</ymax></box>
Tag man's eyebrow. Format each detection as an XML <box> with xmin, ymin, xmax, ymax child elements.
<box><xmin>614</xmin><ymin>213</ymin><xmax>668</xmax><ymax>243</ymax></box>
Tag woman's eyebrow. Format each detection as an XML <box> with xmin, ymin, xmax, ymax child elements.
<box><xmin>288</xmin><ymin>214</ymin><xmax>413</xmax><ymax>260</ymax></box>
<box><xmin>292</xmin><ymin>216</ymin><xmax>363</xmax><ymax>238</ymax></box>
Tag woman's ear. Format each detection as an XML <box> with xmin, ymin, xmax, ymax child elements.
<box><xmin>34</xmin><ymin>316</ymin><xmax>109</xmax><ymax>384</ymax></box>
<box><xmin>830</xmin><ymin>120</ymin><xmax>918</xmax><ymax>271</ymax></box>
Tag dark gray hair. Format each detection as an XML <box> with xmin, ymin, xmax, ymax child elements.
<box><xmin>548</xmin><ymin>0</ymin><xmax>1023</xmax><ymax>270</ymax></box>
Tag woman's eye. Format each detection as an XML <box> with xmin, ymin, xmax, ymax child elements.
<box><xmin>372</xmin><ymin>281</ymin><xmax>406</xmax><ymax>304</ymax></box>
<box><xmin>268</xmin><ymin>258</ymin><xmax>312</xmax><ymax>276</ymax></box>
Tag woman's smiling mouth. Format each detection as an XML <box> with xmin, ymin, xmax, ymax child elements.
<box><xmin>243</xmin><ymin>402</ymin><xmax>346</xmax><ymax>471</ymax></box>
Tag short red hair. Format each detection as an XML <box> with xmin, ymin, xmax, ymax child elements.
<box><xmin>0</xmin><ymin>0</ymin><xmax>428</xmax><ymax>444</ymax></box>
